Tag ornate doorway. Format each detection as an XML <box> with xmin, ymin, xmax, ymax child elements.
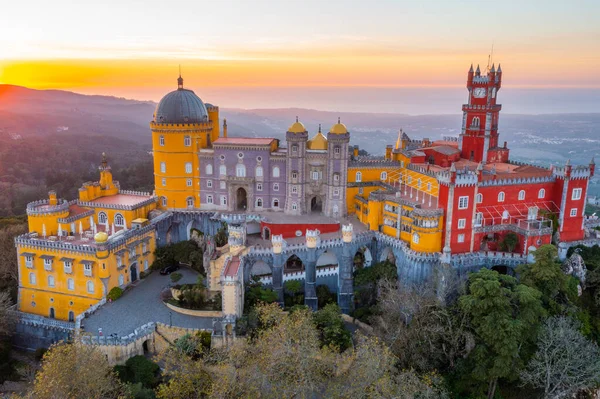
<box><xmin>310</xmin><ymin>196</ymin><xmax>322</xmax><ymax>213</ymax></box>
<box><xmin>130</xmin><ymin>264</ymin><xmax>138</xmax><ymax>282</ymax></box>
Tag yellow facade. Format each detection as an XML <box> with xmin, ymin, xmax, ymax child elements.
<box><xmin>17</xmin><ymin>158</ymin><xmax>158</xmax><ymax>321</ymax></box>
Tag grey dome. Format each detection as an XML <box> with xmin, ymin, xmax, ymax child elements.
<box><xmin>153</xmin><ymin>82</ymin><xmax>208</xmax><ymax>124</ymax></box>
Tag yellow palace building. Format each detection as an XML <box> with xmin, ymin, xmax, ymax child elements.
<box><xmin>15</xmin><ymin>155</ymin><xmax>158</xmax><ymax>321</ymax></box>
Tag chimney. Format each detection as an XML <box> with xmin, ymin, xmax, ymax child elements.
<box><xmin>223</xmin><ymin>119</ymin><xmax>228</xmax><ymax>138</ymax></box>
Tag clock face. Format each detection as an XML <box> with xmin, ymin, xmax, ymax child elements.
<box><xmin>473</xmin><ymin>88</ymin><xmax>487</xmax><ymax>98</ymax></box>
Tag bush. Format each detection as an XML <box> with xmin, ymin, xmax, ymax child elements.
<box><xmin>107</xmin><ymin>287</ymin><xmax>124</xmax><ymax>301</ymax></box>
<box><xmin>316</xmin><ymin>284</ymin><xmax>336</xmax><ymax>309</ymax></box>
<box><xmin>174</xmin><ymin>332</ymin><xmax>211</xmax><ymax>360</ymax></box>
<box><xmin>180</xmin><ymin>287</ymin><xmax>206</xmax><ymax>309</ymax></box>
<box><xmin>170</xmin><ymin>272</ymin><xmax>183</xmax><ymax>283</ymax></box>
<box><xmin>314</xmin><ymin>304</ymin><xmax>352</xmax><ymax>351</ymax></box>
<box><xmin>119</xmin><ymin>355</ymin><xmax>160</xmax><ymax>388</ymax></box>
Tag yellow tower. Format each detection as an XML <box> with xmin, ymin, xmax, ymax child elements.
<box><xmin>151</xmin><ymin>74</ymin><xmax>220</xmax><ymax>209</ymax></box>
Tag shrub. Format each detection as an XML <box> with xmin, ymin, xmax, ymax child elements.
<box><xmin>174</xmin><ymin>332</ymin><xmax>211</xmax><ymax>360</ymax></box>
<box><xmin>107</xmin><ymin>287</ymin><xmax>123</xmax><ymax>301</ymax></box>
<box><xmin>123</xmin><ymin>355</ymin><xmax>160</xmax><ymax>388</ymax></box>
<box><xmin>180</xmin><ymin>287</ymin><xmax>206</xmax><ymax>309</ymax></box>
<box><xmin>316</xmin><ymin>284</ymin><xmax>336</xmax><ymax>309</ymax></box>
<box><xmin>170</xmin><ymin>272</ymin><xmax>183</xmax><ymax>283</ymax></box>
<box><xmin>314</xmin><ymin>304</ymin><xmax>352</xmax><ymax>351</ymax></box>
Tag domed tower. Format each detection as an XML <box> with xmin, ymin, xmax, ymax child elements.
<box><xmin>325</xmin><ymin>118</ymin><xmax>350</xmax><ymax>218</ymax></box>
<box><xmin>151</xmin><ymin>74</ymin><xmax>220</xmax><ymax>209</ymax></box>
<box><xmin>284</xmin><ymin>117</ymin><xmax>309</xmax><ymax>215</ymax></box>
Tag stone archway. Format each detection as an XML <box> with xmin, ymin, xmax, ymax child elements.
<box><xmin>263</xmin><ymin>227</ymin><xmax>271</xmax><ymax>240</ymax></box>
<box><xmin>285</xmin><ymin>254</ymin><xmax>304</xmax><ymax>273</ymax></box>
<box><xmin>379</xmin><ymin>247</ymin><xmax>396</xmax><ymax>264</ymax></box>
<box><xmin>354</xmin><ymin>246</ymin><xmax>373</xmax><ymax>270</ymax></box>
<box><xmin>316</xmin><ymin>250</ymin><xmax>338</xmax><ymax>268</ymax></box>
<box><xmin>236</xmin><ymin>188</ymin><xmax>248</xmax><ymax>211</ymax></box>
<box><xmin>310</xmin><ymin>196</ymin><xmax>323</xmax><ymax>214</ymax></box>
<box><xmin>491</xmin><ymin>264</ymin><xmax>514</xmax><ymax>276</ymax></box>
<box><xmin>130</xmin><ymin>263</ymin><xmax>138</xmax><ymax>282</ymax></box>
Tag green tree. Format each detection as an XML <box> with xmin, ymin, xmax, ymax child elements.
<box><xmin>313</xmin><ymin>303</ymin><xmax>352</xmax><ymax>351</ymax></box>
<box><xmin>459</xmin><ymin>268</ymin><xmax>545</xmax><ymax>399</ymax></box>
<box><xmin>500</xmin><ymin>231</ymin><xmax>520</xmax><ymax>252</ymax></box>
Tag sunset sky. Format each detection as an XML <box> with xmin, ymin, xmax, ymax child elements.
<box><xmin>0</xmin><ymin>0</ymin><xmax>599</xmax><ymax>103</ymax></box>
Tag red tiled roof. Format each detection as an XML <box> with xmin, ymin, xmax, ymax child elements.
<box><xmin>224</xmin><ymin>256</ymin><xmax>240</xmax><ymax>277</ymax></box>
<box><xmin>214</xmin><ymin>137</ymin><xmax>275</xmax><ymax>146</ymax></box>
<box><xmin>67</xmin><ymin>204</ymin><xmax>90</xmax><ymax>217</ymax></box>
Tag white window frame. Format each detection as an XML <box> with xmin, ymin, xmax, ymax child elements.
<box><xmin>570</xmin><ymin>208</ymin><xmax>577</xmax><ymax>217</ymax></box>
<box><xmin>292</xmin><ymin>202</ymin><xmax>298</xmax><ymax>211</ymax></box>
<box><xmin>64</xmin><ymin>261</ymin><xmax>73</xmax><ymax>274</ymax></box>
<box><xmin>273</xmin><ymin>183</ymin><xmax>279</xmax><ymax>191</ymax></box>
<box><xmin>572</xmin><ymin>188</ymin><xmax>582</xmax><ymax>200</ymax></box>
<box><xmin>457</xmin><ymin>234</ymin><xmax>465</xmax><ymax>243</ymax></box>
<box><xmin>84</xmin><ymin>263</ymin><xmax>93</xmax><ymax>277</ymax></box>
<box><xmin>272</xmin><ymin>166</ymin><xmax>280</xmax><ymax>178</ymax></box>
<box><xmin>87</xmin><ymin>280</ymin><xmax>95</xmax><ymax>293</ymax></box>
<box><xmin>206</xmin><ymin>164</ymin><xmax>213</xmax><ymax>175</ymax></box>
<box><xmin>273</xmin><ymin>198</ymin><xmax>279</xmax><ymax>208</ymax></box>
<box><xmin>236</xmin><ymin>164</ymin><xmax>246</xmax><ymax>177</ymax></box>
<box><xmin>518</xmin><ymin>190</ymin><xmax>526</xmax><ymax>200</ymax></box>
<box><xmin>48</xmin><ymin>275</ymin><xmax>55</xmax><ymax>288</ymax></box>
<box><xmin>25</xmin><ymin>256</ymin><xmax>33</xmax><ymax>268</ymax></box>
<box><xmin>207</xmin><ymin>180</ymin><xmax>213</xmax><ymax>188</ymax></box>
<box><xmin>292</xmin><ymin>145</ymin><xmax>298</xmax><ymax>154</ymax></box>
<box><xmin>44</xmin><ymin>258</ymin><xmax>53</xmax><ymax>271</ymax></box>
<box><xmin>159</xmin><ymin>135</ymin><xmax>165</xmax><ymax>146</ymax></box>
<box><xmin>160</xmin><ymin>162</ymin><xmax>166</xmax><ymax>173</ymax></box>
<box><xmin>221</xmin><ymin>196</ymin><xmax>227</xmax><ymax>206</ymax></box>
<box><xmin>312</xmin><ymin>171</ymin><xmax>319</xmax><ymax>180</ymax></box>
<box><xmin>292</xmin><ymin>171</ymin><xmax>298</xmax><ymax>180</ymax></box>
<box><xmin>29</xmin><ymin>273</ymin><xmax>36</xmax><ymax>285</ymax></box>
<box><xmin>381</xmin><ymin>172</ymin><xmax>388</xmax><ymax>181</ymax></box>
<box><xmin>427</xmin><ymin>182</ymin><xmax>432</xmax><ymax>192</ymax></box>
<box><xmin>186</xmin><ymin>197</ymin><xmax>194</xmax><ymax>208</ymax></box>
<box><xmin>207</xmin><ymin>195</ymin><xmax>213</xmax><ymax>204</ymax></box>
<box><xmin>292</xmin><ymin>186</ymin><xmax>298</xmax><ymax>194</ymax></box>
<box><xmin>257</xmin><ymin>183</ymin><xmax>263</xmax><ymax>191</ymax></box>
<box><xmin>185</xmin><ymin>162</ymin><xmax>192</xmax><ymax>174</ymax></box>
<box><xmin>67</xmin><ymin>278</ymin><xmax>75</xmax><ymax>291</ymax></box>
<box><xmin>458</xmin><ymin>196</ymin><xmax>469</xmax><ymax>210</ymax></box>
<box><xmin>219</xmin><ymin>165</ymin><xmax>227</xmax><ymax>176</ymax></box>
<box><xmin>498</xmin><ymin>192</ymin><xmax>505</xmax><ymax>202</ymax></box>
<box><xmin>412</xmin><ymin>233</ymin><xmax>419</xmax><ymax>244</ymax></box>
<box><xmin>538</xmin><ymin>188</ymin><xmax>545</xmax><ymax>199</ymax></box>
<box><xmin>114</xmin><ymin>213</ymin><xmax>125</xmax><ymax>227</ymax></box>
<box><xmin>256</xmin><ymin>198</ymin><xmax>263</xmax><ymax>207</ymax></box>
<box><xmin>476</xmin><ymin>193</ymin><xmax>483</xmax><ymax>204</ymax></box>
<box><xmin>184</xmin><ymin>135</ymin><xmax>191</xmax><ymax>147</ymax></box>
<box><xmin>356</xmin><ymin>172</ymin><xmax>362</xmax><ymax>182</ymax></box>
<box><xmin>161</xmin><ymin>178</ymin><xmax>166</xmax><ymax>187</ymax></box>
<box><xmin>256</xmin><ymin>166</ymin><xmax>263</xmax><ymax>177</ymax></box>
<box><xmin>334</xmin><ymin>146</ymin><xmax>340</xmax><ymax>155</ymax></box>
<box><xmin>186</xmin><ymin>179</ymin><xmax>192</xmax><ymax>187</ymax></box>
<box><xmin>458</xmin><ymin>218</ymin><xmax>466</xmax><ymax>229</ymax></box>
<box><xmin>161</xmin><ymin>197</ymin><xmax>167</xmax><ymax>207</ymax></box>
<box><xmin>119</xmin><ymin>274</ymin><xmax>124</xmax><ymax>286</ymax></box>
<box><xmin>98</xmin><ymin>212</ymin><xmax>107</xmax><ymax>225</ymax></box>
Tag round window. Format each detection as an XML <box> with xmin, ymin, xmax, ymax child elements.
<box><xmin>257</xmin><ymin>156</ymin><xmax>262</xmax><ymax>162</ymax></box>
<box><xmin>219</xmin><ymin>154</ymin><xmax>225</xmax><ymax>160</ymax></box>
<box><xmin>69</xmin><ymin>301</ymin><xmax>74</xmax><ymax>306</ymax></box>
<box><xmin>295</xmin><ymin>230</ymin><xmax>302</xmax><ymax>237</ymax></box>
<box><xmin>50</xmin><ymin>298</ymin><xmax>54</xmax><ymax>303</ymax></box>
<box><xmin>238</xmin><ymin>152</ymin><xmax>244</xmax><ymax>159</ymax></box>
<box><xmin>31</xmin><ymin>301</ymin><xmax>36</xmax><ymax>307</ymax></box>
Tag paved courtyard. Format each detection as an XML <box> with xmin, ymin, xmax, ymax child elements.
<box><xmin>83</xmin><ymin>268</ymin><xmax>214</xmax><ymax>337</ymax></box>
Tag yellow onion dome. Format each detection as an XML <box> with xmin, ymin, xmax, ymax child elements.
<box><xmin>288</xmin><ymin>117</ymin><xmax>307</xmax><ymax>134</ymax></box>
<box><xmin>94</xmin><ymin>232</ymin><xmax>109</xmax><ymax>243</ymax></box>
<box><xmin>307</xmin><ymin>125</ymin><xmax>328</xmax><ymax>150</ymax></box>
<box><xmin>329</xmin><ymin>117</ymin><xmax>348</xmax><ymax>134</ymax></box>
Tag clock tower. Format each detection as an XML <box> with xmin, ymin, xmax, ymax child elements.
<box><xmin>459</xmin><ymin>63</ymin><xmax>508</xmax><ymax>163</ymax></box>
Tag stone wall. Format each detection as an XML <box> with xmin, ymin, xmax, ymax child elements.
<box><xmin>12</xmin><ymin>322</ymin><xmax>72</xmax><ymax>351</ymax></box>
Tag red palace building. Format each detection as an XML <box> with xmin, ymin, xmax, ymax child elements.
<box><xmin>384</xmin><ymin>62</ymin><xmax>595</xmax><ymax>262</ymax></box>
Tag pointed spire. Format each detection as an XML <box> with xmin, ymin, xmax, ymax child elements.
<box><xmin>318</xmin><ymin>124</ymin><xmax>321</xmax><ymax>133</ymax></box>
<box><xmin>450</xmin><ymin>163</ymin><xmax>457</xmax><ymax>173</ymax></box>
<box><xmin>497</xmin><ymin>63</ymin><xmax>502</xmax><ymax>73</ymax></box>
<box><xmin>337</xmin><ymin>116</ymin><xmax>341</xmax><ymax>124</ymax></box>
<box><xmin>475</xmin><ymin>64</ymin><xmax>481</xmax><ymax>75</ymax></box>
<box><xmin>591</xmin><ymin>157</ymin><xmax>596</xmax><ymax>165</ymax></box>
<box><xmin>296</xmin><ymin>115</ymin><xmax>299</xmax><ymax>123</ymax></box>
<box><xmin>566</xmin><ymin>159</ymin><xmax>571</xmax><ymax>166</ymax></box>
<box><xmin>490</xmin><ymin>63</ymin><xmax>496</xmax><ymax>73</ymax></box>
<box><xmin>395</xmin><ymin>129</ymin><xmax>402</xmax><ymax>150</ymax></box>
<box><xmin>469</xmin><ymin>63</ymin><xmax>474</xmax><ymax>73</ymax></box>
<box><xmin>177</xmin><ymin>65</ymin><xmax>183</xmax><ymax>90</ymax></box>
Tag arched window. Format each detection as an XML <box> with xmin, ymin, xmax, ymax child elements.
<box><xmin>471</xmin><ymin>117</ymin><xmax>480</xmax><ymax>127</ymax></box>
<box><xmin>118</xmin><ymin>274</ymin><xmax>124</xmax><ymax>286</ymax></box>
<box><xmin>476</xmin><ymin>193</ymin><xmax>483</xmax><ymax>204</ymax></box>
<box><xmin>518</xmin><ymin>190</ymin><xmax>526</xmax><ymax>200</ymax></box>
<box><xmin>161</xmin><ymin>197</ymin><xmax>167</xmax><ymax>207</ymax></box>
<box><xmin>292</xmin><ymin>202</ymin><xmax>298</xmax><ymax>211</ymax></box>
<box><xmin>186</xmin><ymin>179</ymin><xmax>192</xmax><ymax>187</ymax></box>
<box><xmin>98</xmin><ymin>212</ymin><xmax>107</xmax><ymax>225</ymax></box>
<box><xmin>207</xmin><ymin>180</ymin><xmax>213</xmax><ymax>188</ymax></box>
<box><xmin>29</xmin><ymin>273</ymin><xmax>36</xmax><ymax>285</ymax></box>
<box><xmin>491</xmin><ymin>87</ymin><xmax>497</xmax><ymax>98</ymax></box>
<box><xmin>273</xmin><ymin>166</ymin><xmax>280</xmax><ymax>178</ymax></box>
<box><xmin>219</xmin><ymin>165</ymin><xmax>227</xmax><ymax>175</ymax></box>
<box><xmin>205</xmin><ymin>164</ymin><xmax>213</xmax><ymax>175</ymax></box>
<box><xmin>474</xmin><ymin>212</ymin><xmax>484</xmax><ymax>226</ymax></box>
<box><xmin>256</xmin><ymin>198</ymin><xmax>263</xmax><ymax>207</ymax></box>
<box><xmin>67</xmin><ymin>278</ymin><xmax>74</xmax><ymax>291</ymax></box>
<box><xmin>412</xmin><ymin>233</ymin><xmax>420</xmax><ymax>244</ymax></box>
<box><xmin>87</xmin><ymin>281</ymin><xmax>95</xmax><ymax>293</ymax></box>
<box><xmin>380</xmin><ymin>172</ymin><xmax>387</xmax><ymax>180</ymax></box>
<box><xmin>114</xmin><ymin>213</ymin><xmax>125</xmax><ymax>227</ymax></box>
<box><xmin>236</xmin><ymin>164</ymin><xmax>246</xmax><ymax>177</ymax></box>
<box><xmin>256</xmin><ymin>166</ymin><xmax>263</xmax><ymax>177</ymax></box>
<box><xmin>184</xmin><ymin>135</ymin><xmax>191</xmax><ymax>146</ymax></box>
<box><xmin>538</xmin><ymin>188</ymin><xmax>545</xmax><ymax>199</ymax></box>
<box><xmin>186</xmin><ymin>197</ymin><xmax>194</xmax><ymax>208</ymax></box>
<box><xmin>68</xmin><ymin>311</ymin><xmax>75</xmax><ymax>322</ymax></box>
<box><xmin>160</xmin><ymin>162</ymin><xmax>166</xmax><ymax>173</ymax></box>
<box><xmin>159</xmin><ymin>135</ymin><xmax>165</xmax><ymax>146</ymax></box>
<box><xmin>498</xmin><ymin>192</ymin><xmax>505</xmax><ymax>202</ymax></box>
<box><xmin>502</xmin><ymin>210</ymin><xmax>509</xmax><ymax>220</ymax></box>
<box><xmin>48</xmin><ymin>275</ymin><xmax>55</xmax><ymax>287</ymax></box>
<box><xmin>356</xmin><ymin>171</ymin><xmax>362</xmax><ymax>182</ymax></box>
<box><xmin>49</xmin><ymin>308</ymin><xmax>55</xmax><ymax>319</ymax></box>
<box><xmin>185</xmin><ymin>162</ymin><xmax>192</xmax><ymax>174</ymax></box>
<box><xmin>273</xmin><ymin>199</ymin><xmax>279</xmax><ymax>208</ymax></box>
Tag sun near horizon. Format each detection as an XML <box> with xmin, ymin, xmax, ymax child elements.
<box><xmin>1</xmin><ymin>0</ymin><xmax>599</xmax><ymax>103</ymax></box>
